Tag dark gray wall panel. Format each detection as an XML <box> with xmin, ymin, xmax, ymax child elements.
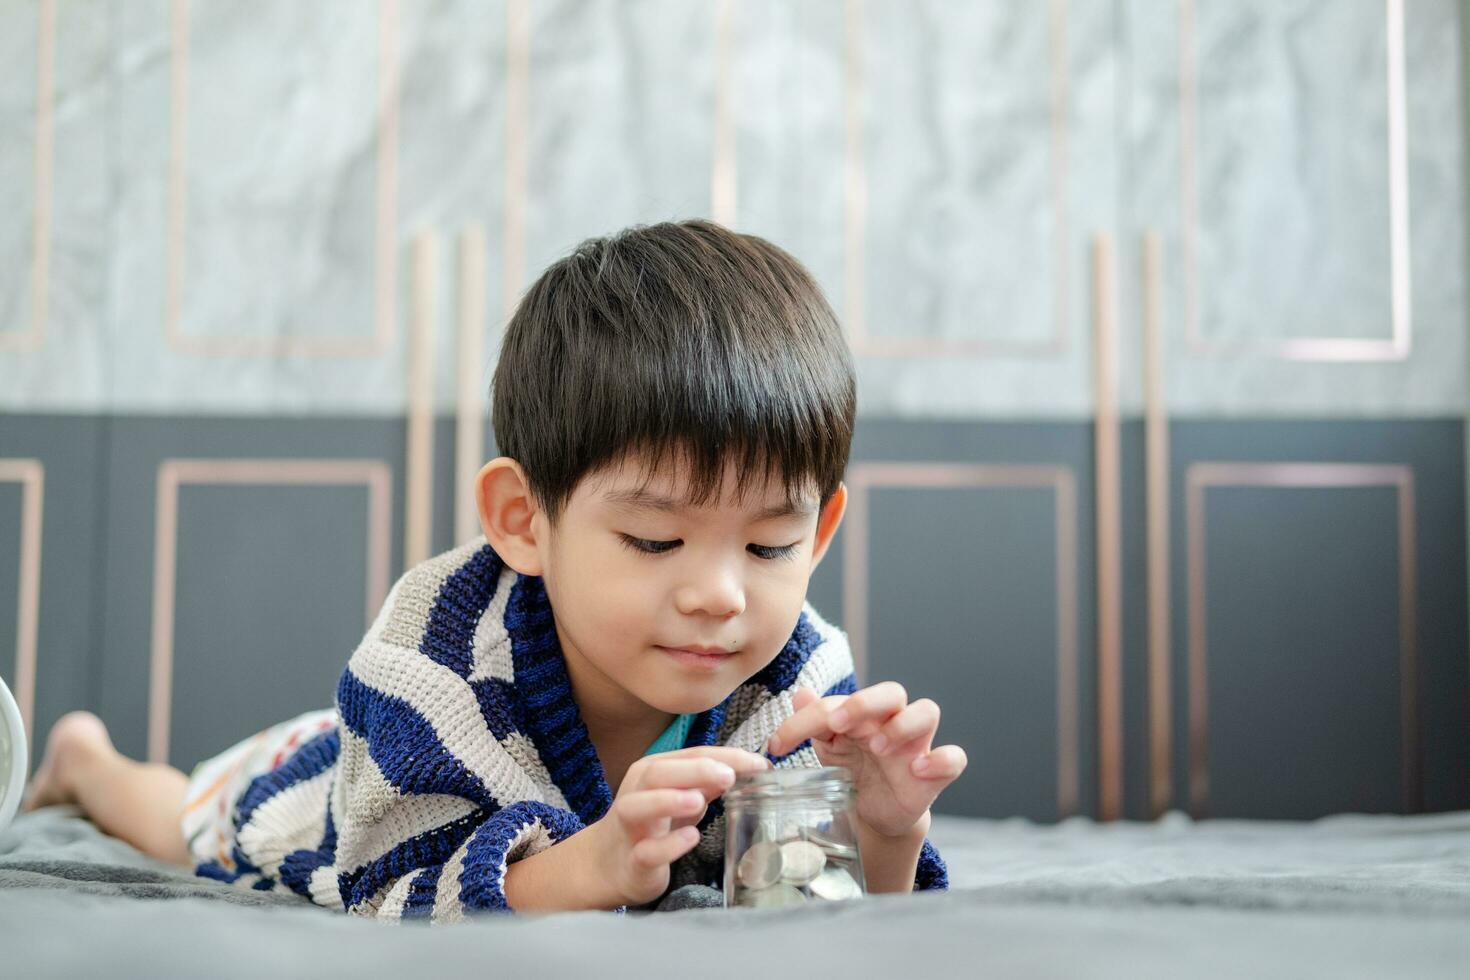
<box><xmin>0</xmin><ymin>415</ymin><xmax>106</xmax><ymax>773</ymax></box>
<box><xmin>1169</xmin><ymin>420</ymin><xmax>1469</xmax><ymax>817</ymax></box>
<box><xmin>1204</xmin><ymin>485</ymin><xmax>1403</xmax><ymax>818</ymax></box>
<box><xmin>838</xmin><ymin>418</ymin><xmax>1097</xmax><ymax>820</ymax></box>
<box><xmin>3</xmin><ymin>413</ymin><xmax>1463</xmax><ymax>822</ymax></box>
<box><xmin>97</xmin><ymin>417</ymin><xmax>410</xmax><ymax>764</ymax></box>
<box><xmin>170</xmin><ymin>484</ymin><xmax>377</xmax><ymax>769</ymax></box>
<box><xmin>866</xmin><ymin>485</ymin><xmax>1066</xmax><ymax>821</ymax></box>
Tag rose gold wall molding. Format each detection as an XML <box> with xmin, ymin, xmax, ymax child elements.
<box><xmin>455</xmin><ymin>224</ymin><xmax>488</xmax><ymax>546</ymax></box>
<box><xmin>405</xmin><ymin>232</ymin><xmax>438</xmax><ymax>568</ymax></box>
<box><xmin>1142</xmin><ymin>231</ymin><xmax>1171</xmax><ymax>817</ymax></box>
<box><xmin>844</xmin><ymin>462</ymin><xmax>1081</xmax><ymax>818</ymax></box>
<box><xmin>1178</xmin><ymin>0</ymin><xmax>1410</xmax><ymax>361</ymax></box>
<box><xmin>1185</xmin><ymin>462</ymin><xmax>1419</xmax><ymax>815</ymax></box>
<box><xmin>504</xmin><ymin>0</ymin><xmax>530</xmax><ymax>313</ymax></box>
<box><xmin>842</xmin><ymin>0</ymin><xmax>867</xmax><ymax>349</ymax></box>
<box><xmin>712</xmin><ymin>0</ymin><xmax>737</xmax><ymax>227</ymax></box>
<box><xmin>0</xmin><ymin>460</ymin><xmax>44</xmax><ymax>750</ymax></box>
<box><xmin>165</xmin><ymin>0</ymin><xmax>400</xmax><ymax>357</ymax></box>
<box><xmin>842</xmin><ymin>0</ymin><xmax>1071</xmax><ymax>357</ymax></box>
<box><xmin>148</xmin><ymin>458</ymin><xmax>392</xmax><ymax>764</ymax></box>
<box><xmin>1091</xmin><ymin>235</ymin><xmax>1123</xmax><ymax>821</ymax></box>
<box><xmin>2</xmin><ymin>0</ymin><xmax>53</xmax><ymax>352</ymax></box>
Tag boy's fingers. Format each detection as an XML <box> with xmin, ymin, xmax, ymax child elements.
<box><xmin>669</xmin><ymin>806</ymin><xmax>709</xmax><ymax>832</ymax></box>
<box><xmin>829</xmin><ymin>681</ymin><xmax>907</xmax><ymax>737</ymax></box>
<box><xmin>667</xmin><ymin>746</ymin><xmax>773</xmax><ymax>774</ymax></box>
<box><xmin>767</xmin><ymin>681</ymin><xmax>911</xmax><ymax>754</ymax></box>
<box><xmin>911</xmin><ymin>744</ymin><xmax>968</xmax><ymax>780</ymax></box>
<box><xmin>631</xmin><ymin>826</ymin><xmax>702</xmax><ymax>870</ymax></box>
<box><xmin>636</xmin><ymin>759</ymin><xmax>739</xmax><ymax>797</ymax></box>
<box><xmin>871</xmin><ymin>699</ymin><xmax>939</xmax><ymax>755</ymax></box>
<box><xmin>615</xmin><ymin>789</ymin><xmax>706</xmax><ymax>832</ymax></box>
<box><xmin>790</xmin><ymin>687</ymin><xmax>820</xmax><ymax>710</ymax></box>
<box><xmin>767</xmin><ymin>694</ymin><xmax>849</xmax><ymax>755</ymax></box>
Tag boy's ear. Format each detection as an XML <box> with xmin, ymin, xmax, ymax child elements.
<box><xmin>475</xmin><ymin>457</ymin><xmax>545</xmax><ymax>576</ymax></box>
<box><xmin>810</xmin><ymin>482</ymin><xmax>847</xmax><ymax>570</ymax></box>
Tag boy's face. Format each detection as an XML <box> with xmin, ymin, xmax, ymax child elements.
<box><xmin>480</xmin><ymin>452</ymin><xmax>846</xmax><ymax>719</ymax></box>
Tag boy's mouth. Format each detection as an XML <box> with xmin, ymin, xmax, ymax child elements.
<box><xmin>657</xmin><ymin>645</ymin><xmax>737</xmax><ymax>669</ymax></box>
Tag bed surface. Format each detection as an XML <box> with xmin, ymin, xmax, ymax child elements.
<box><xmin>2</xmin><ymin>805</ymin><xmax>1466</xmax><ymax>978</ymax></box>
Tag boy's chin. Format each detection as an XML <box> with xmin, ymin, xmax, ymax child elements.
<box><xmin>640</xmin><ymin>679</ymin><xmax>737</xmax><ymax>718</ymax></box>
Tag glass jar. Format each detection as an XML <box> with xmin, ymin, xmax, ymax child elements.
<box><xmin>722</xmin><ymin>766</ymin><xmax>866</xmax><ymax>908</ymax></box>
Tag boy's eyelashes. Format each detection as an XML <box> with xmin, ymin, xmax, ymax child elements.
<box><xmin>616</xmin><ymin>533</ymin><xmax>800</xmax><ymax>562</ymax></box>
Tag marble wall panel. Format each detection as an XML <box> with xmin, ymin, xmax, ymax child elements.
<box><xmin>1123</xmin><ymin>0</ymin><xmax>1468</xmax><ymax>416</ymax></box>
<box><xmin>0</xmin><ymin>0</ymin><xmax>110</xmax><ymax>410</ymax></box>
<box><xmin>835</xmin><ymin>0</ymin><xmax>1119</xmax><ymax>420</ymax></box>
<box><xmin>0</xmin><ymin>0</ymin><xmax>1464</xmax><ymax>418</ymax></box>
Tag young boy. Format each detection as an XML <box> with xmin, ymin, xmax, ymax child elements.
<box><xmin>23</xmin><ymin>219</ymin><xmax>968</xmax><ymax>920</ymax></box>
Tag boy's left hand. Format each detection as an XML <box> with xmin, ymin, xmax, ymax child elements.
<box><xmin>765</xmin><ymin>682</ymin><xmax>967</xmax><ymax>839</ymax></box>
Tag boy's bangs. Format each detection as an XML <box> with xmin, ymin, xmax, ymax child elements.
<box><xmin>493</xmin><ymin>220</ymin><xmax>854</xmax><ymax>527</ymax></box>
<box><xmin>607</xmin><ymin>437</ymin><xmax>822</xmax><ymax>517</ymax></box>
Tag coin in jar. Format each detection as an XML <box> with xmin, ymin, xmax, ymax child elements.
<box><xmin>778</xmin><ymin>840</ymin><xmax>827</xmax><ymax>886</ymax></box>
<box><xmin>737</xmin><ymin>841</ymin><xmax>784</xmax><ymax>890</ymax></box>
<box><xmin>808</xmin><ymin>866</ymin><xmax>863</xmax><ymax>901</ymax></box>
<box><xmin>804</xmin><ymin>828</ymin><xmax>859</xmax><ymax>861</ymax></box>
<box><xmin>744</xmin><ymin>883</ymin><xmax>807</xmax><ymax>908</ymax></box>
<box><xmin>754</xmin><ymin>818</ymin><xmax>801</xmax><ymax>844</ymax></box>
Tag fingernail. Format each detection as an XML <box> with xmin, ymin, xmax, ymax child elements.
<box><xmin>870</xmin><ymin>735</ymin><xmax>888</xmax><ymax>754</ymax></box>
<box><xmin>913</xmin><ymin>756</ymin><xmax>930</xmax><ymax>773</ymax></box>
<box><xmin>829</xmin><ymin>708</ymin><xmax>849</xmax><ymax>731</ymax></box>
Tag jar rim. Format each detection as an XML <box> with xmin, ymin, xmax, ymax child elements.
<box><xmin>725</xmin><ymin>764</ymin><xmax>853</xmax><ymax>803</ymax></box>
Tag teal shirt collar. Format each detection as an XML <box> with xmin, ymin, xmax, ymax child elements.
<box><xmin>643</xmin><ymin>712</ymin><xmax>696</xmax><ymax>756</ymax></box>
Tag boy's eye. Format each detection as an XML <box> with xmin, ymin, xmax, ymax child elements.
<box><xmin>617</xmin><ymin>535</ymin><xmax>799</xmax><ymax>561</ymax></box>
<box><xmin>620</xmin><ymin>535</ymin><xmax>680</xmax><ymax>555</ymax></box>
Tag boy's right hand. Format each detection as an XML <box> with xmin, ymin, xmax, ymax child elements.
<box><xmin>589</xmin><ymin>746</ymin><xmax>772</xmax><ymax>907</ymax></box>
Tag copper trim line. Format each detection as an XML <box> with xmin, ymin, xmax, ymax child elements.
<box><xmin>842</xmin><ymin>0</ymin><xmax>866</xmax><ymax>348</ymax></box>
<box><xmin>712</xmin><ymin>0</ymin><xmax>737</xmax><ymax>227</ymax></box>
<box><xmin>405</xmin><ymin>233</ymin><xmax>438</xmax><ymax>568</ymax></box>
<box><xmin>1091</xmin><ymin>235</ymin><xmax>1123</xmax><ymax>821</ymax></box>
<box><xmin>504</xmin><ymin>0</ymin><xmax>530</xmax><ymax>312</ymax></box>
<box><xmin>455</xmin><ymin>225</ymin><xmax>488</xmax><ymax>546</ymax></box>
<box><xmin>1142</xmin><ymin>232</ymin><xmax>1171</xmax><ymax>817</ymax></box>
<box><xmin>844</xmin><ymin>463</ymin><xmax>1081</xmax><ymax>818</ymax></box>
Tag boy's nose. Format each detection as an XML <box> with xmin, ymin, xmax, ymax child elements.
<box><xmin>673</xmin><ymin>570</ymin><xmax>746</xmax><ymax>619</ymax></box>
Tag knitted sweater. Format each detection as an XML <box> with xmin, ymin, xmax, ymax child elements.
<box><xmin>195</xmin><ymin>538</ymin><xmax>948</xmax><ymax>920</ymax></box>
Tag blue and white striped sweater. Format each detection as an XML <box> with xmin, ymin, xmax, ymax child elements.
<box><xmin>196</xmin><ymin>537</ymin><xmax>947</xmax><ymax>920</ymax></box>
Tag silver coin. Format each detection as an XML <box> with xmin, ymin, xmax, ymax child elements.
<box><xmin>804</xmin><ymin>828</ymin><xmax>859</xmax><ymax>861</ymax></box>
<box><xmin>743</xmin><ymin>883</ymin><xmax>807</xmax><ymax>908</ymax></box>
<box><xmin>778</xmin><ymin>840</ymin><xmax>827</xmax><ymax>886</ymax></box>
<box><xmin>754</xmin><ymin>818</ymin><xmax>801</xmax><ymax>844</ymax></box>
<box><xmin>808</xmin><ymin>866</ymin><xmax>863</xmax><ymax>901</ymax></box>
<box><xmin>737</xmin><ymin>841</ymin><xmax>784</xmax><ymax>890</ymax></box>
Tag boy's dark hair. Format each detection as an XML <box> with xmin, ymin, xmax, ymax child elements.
<box><xmin>491</xmin><ymin>219</ymin><xmax>856</xmax><ymax>527</ymax></box>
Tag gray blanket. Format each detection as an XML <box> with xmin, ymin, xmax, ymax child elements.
<box><xmin>2</xmin><ymin>805</ymin><xmax>1467</xmax><ymax>979</ymax></box>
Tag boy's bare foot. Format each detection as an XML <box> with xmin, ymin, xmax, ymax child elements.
<box><xmin>22</xmin><ymin>711</ymin><xmax>114</xmax><ymax>812</ymax></box>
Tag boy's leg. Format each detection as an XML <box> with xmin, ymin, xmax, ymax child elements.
<box><xmin>23</xmin><ymin>711</ymin><xmax>194</xmax><ymax>867</ymax></box>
